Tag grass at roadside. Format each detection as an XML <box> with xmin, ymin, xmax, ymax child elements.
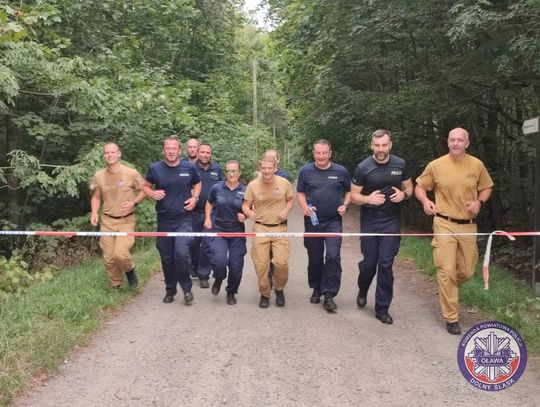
<box><xmin>0</xmin><ymin>248</ymin><xmax>161</xmax><ymax>406</ymax></box>
<box><xmin>399</xmin><ymin>236</ymin><xmax>540</xmax><ymax>354</ymax></box>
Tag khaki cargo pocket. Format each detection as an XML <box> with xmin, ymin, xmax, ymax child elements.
<box><xmin>431</xmin><ymin>239</ymin><xmax>442</xmax><ymax>269</ymax></box>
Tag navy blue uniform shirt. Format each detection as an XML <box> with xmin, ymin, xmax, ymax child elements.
<box><xmin>207</xmin><ymin>181</ymin><xmax>246</xmax><ymax>230</ymax></box>
<box><xmin>352</xmin><ymin>155</ymin><xmax>410</xmax><ymax>216</ymax></box>
<box><xmin>145</xmin><ymin>160</ymin><xmax>200</xmax><ymax>220</ymax></box>
<box><xmin>275</xmin><ymin>168</ymin><xmax>291</xmax><ymax>181</ymax></box>
<box><xmin>297</xmin><ymin>162</ymin><xmax>351</xmax><ymax>221</ymax></box>
<box><xmin>194</xmin><ymin>161</ymin><xmax>223</xmax><ymax>212</ymax></box>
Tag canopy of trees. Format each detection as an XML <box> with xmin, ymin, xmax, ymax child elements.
<box><xmin>0</xmin><ymin>1</ymin><xmax>296</xmax><ymax>258</ymax></box>
<box><xmin>268</xmin><ymin>0</ymin><xmax>540</xmax><ymax>236</ymax></box>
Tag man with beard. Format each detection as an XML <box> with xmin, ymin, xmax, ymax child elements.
<box><xmin>350</xmin><ymin>129</ymin><xmax>413</xmax><ymax>324</ymax></box>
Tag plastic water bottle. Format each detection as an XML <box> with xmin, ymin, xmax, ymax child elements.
<box><xmin>308</xmin><ymin>204</ymin><xmax>319</xmax><ymax>226</ymax></box>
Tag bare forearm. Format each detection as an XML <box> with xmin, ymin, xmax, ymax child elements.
<box><xmin>478</xmin><ymin>188</ymin><xmax>492</xmax><ymax>203</ymax></box>
<box><xmin>415</xmin><ymin>185</ymin><xmax>429</xmax><ymax>205</ymax></box>
<box><xmin>90</xmin><ymin>194</ymin><xmax>101</xmax><ymax>215</ymax></box>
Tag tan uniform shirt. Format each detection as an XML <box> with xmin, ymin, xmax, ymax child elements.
<box><xmin>244</xmin><ymin>176</ymin><xmax>293</xmax><ymax>224</ymax></box>
<box><xmin>91</xmin><ymin>164</ymin><xmax>144</xmax><ymax>217</ymax></box>
<box><xmin>416</xmin><ymin>154</ymin><xmax>493</xmax><ymax>219</ymax></box>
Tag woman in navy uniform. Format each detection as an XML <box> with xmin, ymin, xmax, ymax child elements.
<box><xmin>204</xmin><ymin>161</ymin><xmax>247</xmax><ymax>305</ymax></box>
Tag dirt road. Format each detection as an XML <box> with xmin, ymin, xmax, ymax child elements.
<box><xmin>15</xmin><ymin>205</ymin><xmax>540</xmax><ymax>406</ymax></box>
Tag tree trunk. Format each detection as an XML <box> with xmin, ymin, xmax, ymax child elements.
<box><xmin>5</xmin><ymin>113</ymin><xmax>19</xmax><ymax>225</ymax></box>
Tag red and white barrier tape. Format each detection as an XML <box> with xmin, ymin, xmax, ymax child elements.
<box><xmin>482</xmin><ymin>231</ymin><xmax>516</xmax><ymax>290</ymax></box>
<box><xmin>1</xmin><ymin>229</ymin><xmax>529</xmax><ymax>291</ymax></box>
<box><xmin>0</xmin><ymin>230</ymin><xmax>513</xmax><ymax>238</ymax></box>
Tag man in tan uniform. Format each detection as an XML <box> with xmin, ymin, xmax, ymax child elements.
<box><xmin>243</xmin><ymin>153</ymin><xmax>294</xmax><ymax>308</ymax></box>
<box><xmin>415</xmin><ymin>128</ymin><xmax>493</xmax><ymax>335</ymax></box>
<box><xmin>90</xmin><ymin>142</ymin><xmax>145</xmax><ymax>288</ymax></box>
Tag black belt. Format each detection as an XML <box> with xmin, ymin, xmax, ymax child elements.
<box><xmin>255</xmin><ymin>221</ymin><xmax>287</xmax><ymax>227</ymax></box>
<box><xmin>436</xmin><ymin>213</ymin><xmax>475</xmax><ymax>225</ymax></box>
<box><xmin>104</xmin><ymin>213</ymin><xmax>134</xmax><ymax>219</ymax></box>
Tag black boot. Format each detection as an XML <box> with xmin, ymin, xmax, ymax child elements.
<box><xmin>356</xmin><ymin>291</ymin><xmax>367</xmax><ymax>308</ymax></box>
<box><xmin>211</xmin><ymin>278</ymin><xmax>223</xmax><ymax>295</ymax></box>
<box><xmin>126</xmin><ymin>268</ymin><xmax>138</xmax><ymax>288</ymax></box>
<box><xmin>275</xmin><ymin>290</ymin><xmax>285</xmax><ymax>307</ymax></box>
<box><xmin>310</xmin><ymin>288</ymin><xmax>321</xmax><ymax>304</ymax></box>
<box><xmin>323</xmin><ymin>293</ymin><xmax>337</xmax><ymax>312</ymax></box>
<box><xmin>226</xmin><ymin>292</ymin><xmax>236</xmax><ymax>305</ymax></box>
<box><xmin>259</xmin><ymin>295</ymin><xmax>270</xmax><ymax>308</ymax></box>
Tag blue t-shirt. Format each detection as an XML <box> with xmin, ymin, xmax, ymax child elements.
<box><xmin>297</xmin><ymin>162</ymin><xmax>351</xmax><ymax>221</ymax></box>
<box><xmin>275</xmin><ymin>168</ymin><xmax>291</xmax><ymax>182</ymax></box>
<box><xmin>194</xmin><ymin>161</ymin><xmax>223</xmax><ymax>212</ymax></box>
<box><xmin>145</xmin><ymin>160</ymin><xmax>201</xmax><ymax>220</ymax></box>
<box><xmin>352</xmin><ymin>155</ymin><xmax>410</xmax><ymax>216</ymax></box>
<box><xmin>207</xmin><ymin>181</ymin><xmax>246</xmax><ymax>231</ymax></box>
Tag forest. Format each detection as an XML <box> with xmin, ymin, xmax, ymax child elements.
<box><xmin>1</xmin><ymin>0</ymin><xmax>540</xmax><ymax>279</ymax></box>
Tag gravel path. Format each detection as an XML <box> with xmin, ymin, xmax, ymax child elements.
<box><xmin>15</xmin><ymin>206</ymin><xmax>540</xmax><ymax>406</ymax></box>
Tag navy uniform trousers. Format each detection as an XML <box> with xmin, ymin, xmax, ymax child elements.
<box><xmin>304</xmin><ymin>217</ymin><xmax>343</xmax><ymax>296</ymax></box>
<box><xmin>358</xmin><ymin>214</ymin><xmax>400</xmax><ymax>313</ymax></box>
<box><xmin>210</xmin><ymin>223</ymin><xmax>247</xmax><ymax>293</ymax></box>
<box><xmin>190</xmin><ymin>211</ymin><xmax>213</xmax><ymax>279</ymax></box>
<box><xmin>157</xmin><ymin>217</ymin><xmax>194</xmax><ymax>296</ymax></box>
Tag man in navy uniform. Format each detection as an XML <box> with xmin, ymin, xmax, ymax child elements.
<box><xmin>184</xmin><ymin>137</ymin><xmax>200</xmax><ymax>278</ymax></box>
<box><xmin>350</xmin><ymin>129</ymin><xmax>413</xmax><ymax>324</ymax></box>
<box><xmin>190</xmin><ymin>142</ymin><xmax>223</xmax><ymax>288</ymax></box>
<box><xmin>296</xmin><ymin>139</ymin><xmax>351</xmax><ymax>312</ymax></box>
<box><xmin>143</xmin><ymin>136</ymin><xmax>201</xmax><ymax>304</ymax></box>
<box><xmin>185</xmin><ymin>138</ymin><xmax>199</xmax><ymax>163</ymax></box>
<box><xmin>266</xmin><ymin>149</ymin><xmax>291</xmax><ymax>181</ymax></box>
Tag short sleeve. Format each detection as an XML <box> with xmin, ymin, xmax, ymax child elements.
<box><xmin>90</xmin><ymin>174</ymin><xmax>100</xmax><ymax>192</ymax></box>
<box><xmin>296</xmin><ymin>167</ymin><xmax>307</xmax><ymax>193</ymax></box>
<box><xmin>415</xmin><ymin>163</ymin><xmax>435</xmax><ymax>191</ymax></box>
<box><xmin>244</xmin><ymin>183</ymin><xmax>254</xmax><ymax>203</ymax></box>
<box><xmin>352</xmin><ymin>164</ymin><xmax>365</xmax><ymax>187</ymax></box>
<box><xmin>341</xmin><ymin>168</ymin><xmax>352</xmax><ymax>191</ymax></box>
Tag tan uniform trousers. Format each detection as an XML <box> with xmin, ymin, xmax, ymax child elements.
<box><xmin>432</xmin><ymin>216</ymin><xmax>478</xmax><ymax>323</ymax></box>
<box><xmin>99</xmin><ymin>214</ymin><xmax>136</xmax><ymax>287</ymax></box>
<box><xmin>251</xmin><ymin>223</ymin><xmax>290</xmax><ymax>298</ymax></box>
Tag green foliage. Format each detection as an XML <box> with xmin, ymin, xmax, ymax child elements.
<box><xmin>0</xmin><ymin>1</ymin><xmax>296</xmax><ymax>266</ymax></box>
<box><xmin>0</xmin><ymin>248</ymin><xmax>161</xmax><ymax>405</ymax></box>
<box><xmin>269</xmin><ymin>0</ymin><xmax>540</xmax><ymax>248</ymax></box>
<box><xmin>5</xmin><ymin>144</ymin><xmax>104</xmax><ymax>198</ymax></box>
<box><xmin>0</xmin><ymin>255</ymin><xmax>55</xmax><ymax>299</ymax></box>
<box><xmin>0</xmin><ymin>0</ymin><xmax>285</xmax><ymax>219</ymax></box>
